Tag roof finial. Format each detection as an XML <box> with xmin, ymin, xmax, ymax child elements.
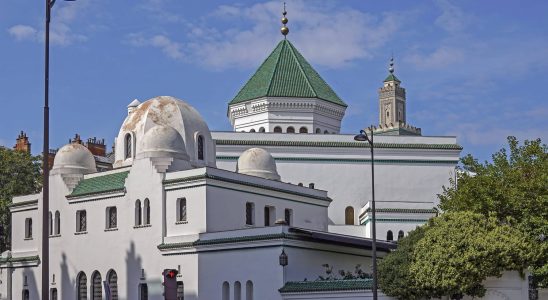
<box><xmin>389</xmin><ymin>55</ymin><xmax>395</xmax><ymax>74</ymax></box>
<box><xmin>281</xmin><ymin>2</ymin><xmax>289</xmax><ymax>38</ymax></box>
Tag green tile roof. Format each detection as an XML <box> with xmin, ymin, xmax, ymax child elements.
<box><xmin>229</xmin><ymin>39</ymin><xmax>346</xmax><ymax>107</ymax></box>
<box><xmin>384</xmin><ymin>73</ymin><xmax>400</xmax><ymax>82</ymax></box>
<box><xmin>68</xmin><ymin>171</ymin><xmax>129</xmax><ymax>198</ymax></box>
<box><xmin>279</xmin><ymin>279</ymin><xmax>372</xmax><ymax>293</ymax></box>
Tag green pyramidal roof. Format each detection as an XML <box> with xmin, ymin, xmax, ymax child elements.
<box><xmin>384</xmin><ymin>73</ymin><xmax>400</xmax><ymax>82</ymax></box>
<box><xmin>229</xmin><ymin>40</ymin><xmax>347</xmax><ymax>107</ymax></box>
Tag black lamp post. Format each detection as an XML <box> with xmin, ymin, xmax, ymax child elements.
<box><xmin>354</xmin><ymin>128</ymin><xmax>377</xmax><ymax>300</ymax></box>
<box><xmin>43</xmin><ymin>0</ymin><xmax>75</xmax><ymax>299</ymax></box>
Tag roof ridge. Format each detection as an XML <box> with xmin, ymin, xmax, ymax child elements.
<box><xmin>266</xmin><ymin>40</ymin><xmax>286</xmax><ymax>96</ymax></box>
<box><xmin>286</xmin><ymin>40</ymin><xmax>317</xmax><ymax>98</ymax></box>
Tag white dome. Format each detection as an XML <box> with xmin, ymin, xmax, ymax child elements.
<box><xmin>52</xmin><ymin>143</ymin><xmax>96</xmax><ymax>174</ymax></box>
<box><xmin>114</xmin><ymin>96</ymin><xmax>216</xmax><ymax>168</ymax></box>
<box><xmin>237</xmin><ymin>148</ymin><xmax>280</xmax><ymax>181</ymax></box>
<box><xmin>140</xmin><ymin>125</ymin><xmax>188</xmax><ymax>160</ymax></box>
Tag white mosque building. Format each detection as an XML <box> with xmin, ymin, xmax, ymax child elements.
<box><xmin>0</xmin><ymin>10</ymin><xmax>531</xmax><ymax>300</ymax></box>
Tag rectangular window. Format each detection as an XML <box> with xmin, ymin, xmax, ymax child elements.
<box><xmin>76</xmin><ymin>210</ymin><xmax>87</xmax><ymax>232</ymax></box>
<box><xmin>264</xmin><ymin>206</ymin><xmax>276</xmax><ymax>227</ymax></box>
<box><xmin>139</xmin><ymin>283</ymin><xmax>148</xmax><ymax>300</ymax></box>
<box><xmin>107</xmin><ymin>207</ymin><xmax>117</xmax><ymax>229</ymax></box>
<box><xmin>25</xmin><ymin>218</ymin><xmax>32</xmax><ymax>238</ymax></box>
<box><xmin>245</xmin><ymin>202</ymin><xmax>254</xmax><ymax>225</ymax></box>
<box><xmin>284</xmin><ymin>209</ymin><xmax>292</xmax><ymax>226</ymax></box>
<box><xmin>177</xmin><ymin>198</ymin><xmax>187</xmax><ymax>222</ymax></box>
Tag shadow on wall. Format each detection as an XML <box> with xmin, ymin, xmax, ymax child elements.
<box><xmin>21</xmin><ymin>268</ymin><xmax>38</xmax><ymax>300</ymax></box>
<box><xmin>60</xmin><ymin>252</ymin><xmax>76</xmax><ymax>299</ymax></box>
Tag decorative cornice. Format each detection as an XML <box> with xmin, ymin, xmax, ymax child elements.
<box><xmin>216</xmin><ymin>156</ymin><xmax>458</xmax><ymax>165</ymax></box>
<box><xmin>163</xmin><ymin>173</ymin><xmax>332</xmax><ymax>203</ymax></box>
<box><xmin>9</xmin><ymin>199</ymin><xmax>38</xmax><ymax>208</ymax></box>
<box><xmin>214</xmin><ymin>139</ymin><xmax>463</xmax><ymax>150</ymax></box>
<box><xmin>0</xmin><ymin>255</ymin><xmax>40</xmax><ymax>265</ymax></box>
<box><xmin>360</xmin><ymin>218</ymin><xmax>429</xmax><ymax>225</ymax></box>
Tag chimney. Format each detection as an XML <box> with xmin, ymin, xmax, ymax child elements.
<box><xmin>85</xmin><ymin>137</ymin><xmax>106</xmax><ymax>157</ymax></box>
<box><xmin>13</xmin><ymin>131</ymin><xmax>31</xmax><ymax>154</ymax></box>
<box><xmin>70</xmin><ymin>134</ymin><xmax>82</xmax><ymax>144</ymax></box>
<box><xmin>48</xmin><ymin>149</ymin><xmax>57</xmax><ymax>170</ymax></box>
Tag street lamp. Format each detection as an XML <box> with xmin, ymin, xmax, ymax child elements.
<box><xmin>43</xmin><ymin>0</ymin><xmax>75</xmax><ymax>299</ymax></box>
<box><xmin>354</xmin><ymin>128</ymin><xmax>378</xmax><ymax>300</ymax></box>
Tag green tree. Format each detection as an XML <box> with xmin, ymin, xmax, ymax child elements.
<box><xmin>439</xmin><ymin>137</ymin><xmax>548</xmax><ymax>285</ymax></box>
<box><xmin>0</xmin><ymin>147</ymin><xmax>42</xmax><ymax>252</ymax></box>
<box><xmin>410</xmin><ymin>212</ymin><xmax>535</xmax><ymax>299</ymax></box>
<box><xmin>378</xmin><ymin>226</ymin><xmax>427</xmax><ymax>300</ymax></box>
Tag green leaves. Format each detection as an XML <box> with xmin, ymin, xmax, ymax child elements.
<box><xmin>0</xmin><ymin>147</ymin><xmax>42</xmax><ymax>252</ymax></box>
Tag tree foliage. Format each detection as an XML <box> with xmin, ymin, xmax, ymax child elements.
<box><xmin>378</xmin><ymin>226</ymin><xmax>426</xmax><ymax>300</ymax></box>
<box><xmin>439</xmin><ymin>137</ymin><xmax>548</xmax><ymax>285</ymax></box>
<box><xmin>0</xmin><ymin>147</ymin><xmax>42</xmax><ymax>252</ymax></box>
<box><xmin>411</xmin><ymin>212</ymin><xmax>535</xmax><ymax>298</ymax></box>
<box><xmin>379</xmin><ymin>212</ymin><xmax>535</xmax><ymax>299</ymax></box>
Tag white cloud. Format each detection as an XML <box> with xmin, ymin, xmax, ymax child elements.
<box><xmin>8</xmin><ymin>25</ymin><xmax>37</xmax><ymax>41</ymax></box>
<box><xmin>434</xmin><ymin>0</ymin><xmax>471</xmax><ymax>33</ymax></box>
<box><xmin>126</xmin><ymin>33</ymin><xmax>183</xmax><ymax>60</ymax></box>
<box><xmin>7</xmin><ymin>1</ymin><xmax>88</xmax><ymax>46</ymax></box>
<box><xmin>406</xmin><ymin>46</ymin><xmax>464</xmax><ymax>69</ymax></box>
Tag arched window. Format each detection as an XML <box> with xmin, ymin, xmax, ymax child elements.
<box><xmin>387</xmin><ymin>230</ymin><xmax>393</xmax><ymax>241</ymax></box>
<box><xmin>51</xmin><ymin>288</ymin><xmax>58</xmax><ymax>300</ymax></box>
<box><xmin>299</xmin><ymin>127</ymin><xmax>308</xmax><ymax>133</ymax></box>
<box><xmin>222</xmin><ymin>282</ymin><xmax>230</xmax><ymax>300</ymax></box>
<box><xmin>91</xmin><ymin>271</ymin><xmax>102</xmax><ymax>299</ymax></box>
<box><xmin>245</xmin><ymin>202</ymin><xmax>254</xmax><ymax>226</ymax></box>
<box><xmin>234</xmin><ymin>281</ymin><xmax>241</xmax><ymax>300</ymax></box>
<box><xmin>125</xmin><ymin>133</ymin><xmax>132</xmax><ymax>159</ymax></box>
<box><xmin>315</xmin><ymin>128</ymin><xmax>321</xmax><ymax>134</ymax></box>
<box><xmin>49</xmin><ymin>211</ymin><xmax>53</xmax><ymax>235</ymax></box>
<box><xmin>398</xmin><ymin>230</ymin><xmax>404</xmax><ymax>240</ymax></box>
<box><xmin>135</xmin><ymin>200</ymin><xmax>142</xmax><ymax>226</ymax></box>
<box><xmin>249</xmin><ymin>129</ymin><xmax>256</xmax><ymax>133</ymax></box>
<box><xmin>177</xmin><ymin>281</ymin><xmax>184</xmax><ymax>300</ymax></box>
<box><xmin>107</xmin><ymin>270</ymin><xmax>118</xmax><ymax>300</ymax></box>
<box><xmin>273</xmin><ymin>126</ymin><xmax>282</xmax><ymax>133</ymax></box>
<box><xmin>25</xmin><ymin>218</ymin><xmax>32</xmax><ymax>238</ymax></box>
<box><xmin>197</xmin><ymin>135</ymin><xmax>204</xmax><ymax>161</ymax></box>
<box><xmin>107</xmin><ymin>207</ymin><xmax>117</xmax><ymax>229</ymax></box>
<box><xmin>177</xmin><ymin>198</ymin><xmax>187</xmax><ymax>222</ymax></box>
<box><xmin>55</xmin><ymin>211</ymin><xmax>60</xmax><ymax>235</ymax></box>
<box><xmin>324</xmin><ymin>130</ymin><xmax>329</xmax><ymax>134</ymax></box>
<box><xmin>286</xmin><ymin>127</ymin><xmax>295</xmax><ymax>133</ymax></box>
<box><xmin>77</xmin><ymin>272</ymin><xmax>87</xmax><ymax>300</ymax></box>
<box><xmin>144</xmin><ymin>199</ymin><xmax>150</xmax><ymax>225</ymax></box>
<box><xmin>258</xmin><ymin>127</ymin><xmax>265</xmax><ymax>133</ymax></box>
<box><xmin>139</xmin><ymin>283</ymin><xmax>148</xmax><ymax>300</ymax></box>
<box><xmin>246</xmin><ymin>281</ymin><xmax>253</xmax><ymax>300</ymax></box>
<box><xmin>345</xmin><ymin>206</ymin><xmax>354</xmax><ymax>225</ymax></box>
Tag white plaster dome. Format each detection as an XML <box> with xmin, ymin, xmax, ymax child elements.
<box><xmin>237</xmin><ymin>148</ymin><xmax>281</xmax><ymax>181</ymax></box>
<box><xmin>140</xmin><ymin>125</ymin><xmax>188</xmax><ymax>160</ymax></box>
<box><xmin>52</xmin><ymin>143</ymin><xmax>96</xmax><ymax>174</ymax></box>
<box><xmin>114</xmin><ymin>96</ymin><xmax>216</xmax><ymax>168</ymax></box>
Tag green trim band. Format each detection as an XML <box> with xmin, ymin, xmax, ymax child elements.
<box><xmin>279</xmin><ymin>279</ymin><xmax>372</xmax><ymax>293</ymax></box>
<box><xmin>214</xmin><ymin>139</ymin><xmax>463</xmax><ymax>150</ymax></box>
<box><xmin>9</xmin><ymin>200</ymin><xmax>38</xmax><ymax>208</ymax></box>
<box><xmin>0</xmin><ymin>255</ymin><xmax>40</xmax><ymax>264</ymax></box>
<box><xmin>216</xmin><ymin>156</ymin><xmax>458</xmax><ymax>165</ymax></box>
<box><xmin>359</xmin><ymin>208</ymin><xmax>438</xmax><ymax>219</ymax></box>
<box><xmin>361</xmin><ymin>218</ymin><xmax>429</xmax><ymax>225</ymax></box>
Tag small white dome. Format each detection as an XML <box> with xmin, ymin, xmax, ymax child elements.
<box><xmin>140</xmin><ymin>125</ymin><xmax>188</xmax><ymax>160</ymax></box>
<box><xmin>237</xmin><ymin>148</ymin><xmax>280</xmax><ymax>181</ymax></box>
<box><xmin>52</xmin><ymin>143</ymin><xmax>96</xmax><ymax>174</ymax></box>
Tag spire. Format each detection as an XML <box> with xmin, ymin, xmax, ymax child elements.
<box><xmin>384</xmin><ymin>56</ymin><xmax>400</xmax><ymax>83</ymax></box>
<box><xmin>281</xmin><ymin>2</ymin><xmax>289</xmax><ymax>38</ymax></box>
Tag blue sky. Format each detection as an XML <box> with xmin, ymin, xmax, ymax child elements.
<box><xmin>1</xmin><ymin>0</ymin><xmax>547</xmax><ymax>161</ymax></box>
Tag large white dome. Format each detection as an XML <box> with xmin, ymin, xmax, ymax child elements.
<box><xmin>139</xmin><ymin>125</ymin><xmax>188</xmax><ymax>160</ymax></box>
<box><xmin>114</xmin><ymin>96</ymin><xmax>216</xmax><ymax>168</ymax></box>
<box><xmin>52</xmin><ymin>143</ymin><xmax>96</xmax><ymax>174</ymax></box>
<box><xmin>237</xmin><ymin>148</ymin><xmax>280</xmax><ymax>181</ymax></box>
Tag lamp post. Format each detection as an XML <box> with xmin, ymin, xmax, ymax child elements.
<box><xmin>354</xmin><ymin>128</ymin><xmax>377</xmax><ymax>300</ymax></box>
<box><xmin>43</xmin><ymin>0</ymin><xmax>75</xmax><ymax>299</ymax></box>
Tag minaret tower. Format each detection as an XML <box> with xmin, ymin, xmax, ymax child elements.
<box><xmin>374</xmin><ymin>57</ymin><xmax>421</xmax><ymax>136</ymax></box>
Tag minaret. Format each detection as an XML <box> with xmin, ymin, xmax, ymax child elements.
<box><xmin>374</xmin><ymin>57</ymin><xmax>421</xmax><ymax>135</ymax></box>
